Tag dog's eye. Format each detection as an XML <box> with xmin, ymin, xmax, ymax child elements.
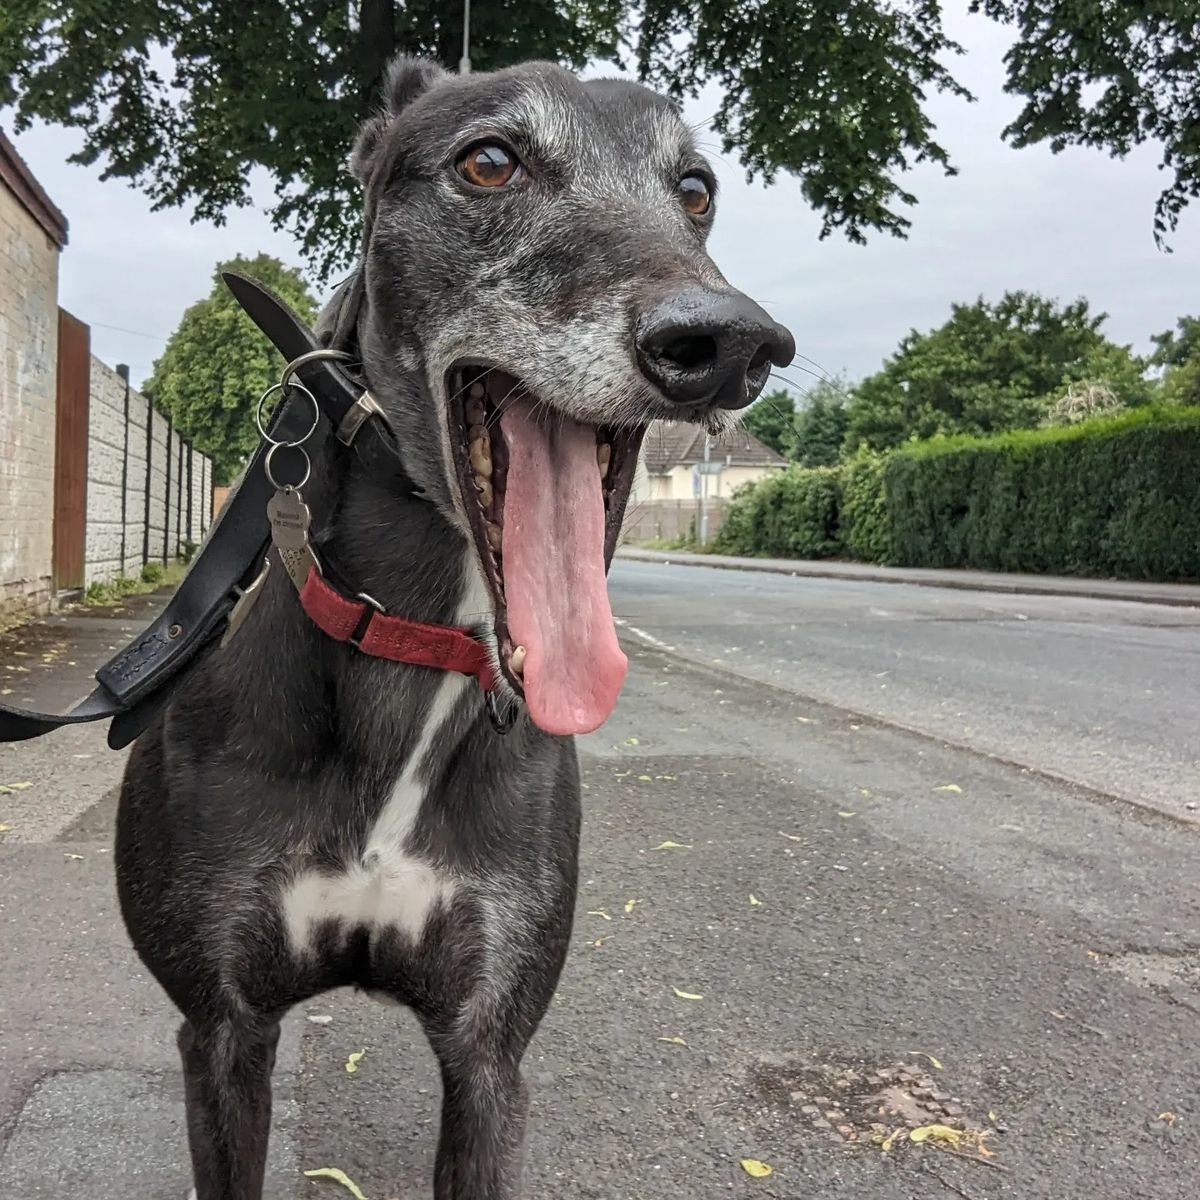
<box><xmin>457</xmin><ymin>143</ymin><xmax>520</xmax><ymax>189</ymax></box>
<box><xmin>677</xmin><ymin>174</ymin><xmax>712</xmax><ymax>216</ymax></box>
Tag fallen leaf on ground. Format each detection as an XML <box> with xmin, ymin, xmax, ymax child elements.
<box><xmin>657</xmin><ymin>1036</ymin><xmax>687</xmax><ymax>1046</ymax></box>
<box><xmin>880</xmin><ymin>1128</ymin><xmax>903</xmax><ymax>1152</ymax></box>
<box><xmin>1158</xmin><ymin>1111</ymin><xmax>1178</xmax><ymax>1125</ymax></box>
<box><xmin>779</xmin><ymin>832</ymin><xmax>804</xmax><ymax>842</ymax></box>
<box><xmin>911</xmin><ymin>1124</ymin><xmax>995</xmax><ymax>1159</ymax></box>
<box><xmin>0</xmin><ymin>781</ymin><xmax>32</xmax><ymax>792</ymax></box>
<box><xmin>795</xmin><ymin>716</ymin><xmax>814</xmax><ymax>724</ymax></box>
<box><xmin>1049</xmin><ymin>1010</ymin><xmax>1066</xmax><ymax>1020</ymax></box>
<box><xmin>654</xmin><ymin>774</ymin><xmax>676</xmax><ymax>781</ymax></box>
<box><xmin>586</xmin><ymin>910</ymin><xmax>612</xmax><ymax>921</ymax></box>
<box><xmin>625</xmin><ymin>736</ymin><xmax>640</xmax><ymax>745</ymax></box>
<box><xmin>307</xmin><ymin>1014</ymin><xmax>333</xmax><ymax>1025</ymax></box>
<box><xmin>345</xmin><ymin>1050</ymin><xmax>365</xmax><ymax>1074</ymax></box>
<box><xmin>859</xmin><ymin>788</ymin><xmax>871</xmax><ymax>796</ymax></box>
<box><xmin>624</xmin><ymin>899</ymin><xmax>641</xmax><ymax>914</ymax></box>
<box><xmin>0</xmin><ymin>823</ymin><xmax>10</xmax><ymax>833</ymax></box>
<box><xmin>671</xmin><ymin>986</ymin><xmax>703</xmax><ymax>1001</ymax></box>
<box><xmin>749</xmin><ymin>894</ymin><xmax>763</xmax><ymax>907</ymax></box>
<box><xmin>905</xmin><ymin>1052</ymin><xmax>944</xmax><ymax>1070</ymax></box>
<box><xmin>0</xmin><ymin>688</ymin><xmax>11</xmax><ymax>696</ymax></box>
<box><xmin>837</xmin><ymin>811</ymin><xmax>856</xmax><ymax>818</ymax></box>
<box><xmin>1086</xmin><ymin>950</ymin><xmax>1102</xmax><ymax>960</ymax></box>
<box><xmin>910</xmin><ymin>1124</ymin><xmax>962</xmax><ymax>1147</ymax></box>
<box><xmin>933</xmin><ymin>784</ymin><xmax>962</xmax><ymax>793</ymax></box>
<box><xmin>592</xmin><ymin>935</ymin><xmax>613</xmax><ymax>947</ymax></box>
<box><xmin>637</xmin><ymin>775</ymin><xmax>653</xmax><ymax>782</ymax></box>
<box><xmin>63</xmin><ymin>853</ymin><xmax>84</xmax><ymax>861</ymax></box>
<box><xmin>652</xmin><ymin>840</ymin><xmax>691</xmax><ymax>850</ymax></box>
<box><xmin>303</xmin><ymin>1167</ymin><xmax>368</xmax><ymax>1199</ymax></box>
<box><xmin>740</xmin><ymin>1159</ymin><xmax>773</xmax><ymax>1178</ymax></box>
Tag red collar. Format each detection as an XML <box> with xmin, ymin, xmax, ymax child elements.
<box><xmin>299</xmin><ymin>567</ymin><xmax>496</xmax><ymax>691</ymax></box>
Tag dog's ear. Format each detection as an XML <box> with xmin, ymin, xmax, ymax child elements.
<box><xmin>351</xmin><ymin>56</ymin><xmax>450</xmax><ymax>185</ymax></box>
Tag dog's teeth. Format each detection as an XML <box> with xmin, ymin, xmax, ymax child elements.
<box><xmin>469</xmin><ymin>380</ymin><xmax>486</xmax><ymax>401</ymax></box>
<box><xmin>474</xmin><ymin>476</ymin><xmax>494</xmax><ymax>508</ymax></box>
<box><xmin>486</xmin><ymin>521</ymin><xmax>503</xmax><ymax>552</ymax></box>
<box><xmin>597</xmin><ymin>442</ymin><xmax>611</xmax><ymax>479</ymax></box>
<box><xmin>470</xmin><ymin>438</ymin><xmax>493</xmax><ymax>478</ymax></box>
<box><xmin>510</xmin><ymin>645</ymin><xmax>526</xmax><ymax>675</ymax></box>
<box><xmin>469</xmin><ymin>423</ymin><xmax>488</xmax><ymax>443</ymax></box>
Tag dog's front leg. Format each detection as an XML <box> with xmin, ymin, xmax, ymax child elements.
<box><xmin>178</xmin><ymin>1016</ymin><xmax>281</xmax><ymax>1200</ymax></box>
<box><xmin>422</xmin><ymin>1026</ymin><xmax>531</xmax><ymax>1200</ymax></box>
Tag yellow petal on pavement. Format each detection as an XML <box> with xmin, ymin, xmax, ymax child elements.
<box><xmin>749</xmin><ymin>894</ymin><xmax>763</xmax><ymax>907</ymax></box>
<box><xmin>1</xmin><ymin>782</ymin><xmax>32</xmax><ymax>792</ymax></box>
<box><xmin>345</xmin><ymin>1050</ymin><xmax>365</xmax><ymax>1074</ymax></box>
<box><xmin>671</xmin><ymin>986</ymin><xmax>703</xmax><ymax>1001</ymax></box>
<box><xmin>63</xmin><ymin>853</ymin><xmax>85</xmax><ymax>861</ymax></box>
<box><xmin>905</xmin><ymin>1051</ymin><xmax>944</xmax><ymax>1070</ymax></box>
<box><xmin>624</xmin><ymin>899</ymin><xmax>641</xmax><ymax>914</ymax></box>
<box><xmin>586</xmin><ymin>910</ymin><xmax>611</xmax><ymax>921</ymax></box>
<box><xmin>837</xmin><ymin>811</ymin><xmax>856</xmax><ymax>818</ymax></box>
<box><xmin>740</xmin><ymin>1159</ymin><xmax>773</xmax><ymax>1178</ymax></box>
<box><xmin>779</xmin><ymin>832</ymin><xmax>804</xmax><ymax>842</ymax></box>
<box><xmin>933</xmin><ymin>783</ymin><xmax>962</xmax><ymax>793</ymax></box>
<box><xmin>302</xmin><ymin>1167</ymin><xmax>368</xmax><ymax>1199</ymax></box>
<box><xmin>0</xmin><ymin>823</ymin><xmax>10</xmax><ymax>833</ymax></box>
<box><xmin>657</xmin><ymin>1036</ymin><xmax>687</xmax><ymax>1046</ymax></box>
<box><xmin>652</xmin><ymin>840</ymin><xmax>692</xmax><ymax>850</ymax></box>
<box><xmin>880</xmin><ymin>1127</ymin><xmax>903</xmax><ymax>1152</ymax></box>
<box><xmin>625</xmin><ymin>736</ymin><xmax>640</xmax><ymax>745</ymax></box>
<box><xmin>637</xmin><ymin>775</ymin><xmax>653</xmax><ymax>782</ymax></box>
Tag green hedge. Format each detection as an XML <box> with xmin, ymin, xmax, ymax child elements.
<box><xmin>884</xmin><ymin>407</ymin><xmax>1200</xmax><ymax>580</ymax></box>
<box><xmin>713</xmin><ymin>408</ymin><xmax>1200</xmax><ymax>581</ymax></box>
<box><xmin>712</xmin><ymin>466</ymin><xmax>843</xmax><ymax>558</ymax></box>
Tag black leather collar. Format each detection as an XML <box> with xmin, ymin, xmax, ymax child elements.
<box><xmin>0</xmin><ymin>272</ymin><xmax>411</xmax><ymax>748</ymax></box>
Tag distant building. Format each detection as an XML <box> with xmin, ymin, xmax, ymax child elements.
<box><xmin>632</xmin><ymin>421</ymin><xmax>787</xmax><ymax>503</ymax></box>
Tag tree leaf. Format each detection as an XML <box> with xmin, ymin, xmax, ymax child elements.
<box><xmin>344</xmin><ymin>1050</ymin><xmax>365</xmax><ymax>1074</ymax></box>
<box><xmin>671</xmin><ymin>986</ymin><xmax>703</xmax><ymax>1001</ymax></box>
<box><xmin>657</xmin><ymin>1036</ymin><xmax>688</xmax><ymax>1046</ymax></box>
<box><xmin>652</xmin><ymin>840</ymin><xmax>691</xmax><ymax>850</ymax></box>
<box><xmin>910</xmin><ymin>1124</ymin><xmax>962</xmax><ymax>1146</ymax></box>
<box><xmin>624</xmin><ymin>899</ymin><xmax>641</xmax><ymax>914</ymax></box>
<box><xmin>749</xmin><ymin>894</ymin><xmax>763</xmax><ymax>907</ymax></box>
<box><xmin>303</xmin><ymin>1167</ymin><xmax>368</xmax><ymax>1199</ymax></box>
<box><xmin>586</xmin><ymin>910</ymin><xmax>611</xmax><ymax>921</ymax></box>
<box><xmin>740</xmin><ymin>1158</ymin><xmax>773</xmax><ymax>1178</ymax></box>
<box><xmin>933</xmin><ymin>784</ymin><xmax>962</xmax><ymax>793</ymax></box>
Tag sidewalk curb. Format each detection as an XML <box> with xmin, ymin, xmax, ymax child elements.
<box><xmin>616</xmin><ymin>548</ymin><xmax>1200</xmax><ymax>609</ymax></box>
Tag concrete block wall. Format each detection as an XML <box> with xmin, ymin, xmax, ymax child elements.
<box><xmin>84</xmin><ymin>354</ymin><xmax>214</xmax><ymax>585</ymax></box>
<box><xmin>0</xmin><ymin>180</ymin><xmax>60</xmax><ymax>618</ymax></box>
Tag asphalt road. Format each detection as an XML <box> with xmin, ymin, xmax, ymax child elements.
<box><xmin>609</xmin><ymin>559</ymin><xmax>1200</xmax><ymax>821</ymax></box>
<box><xmin>1</xmin><ymin>574</ymin><xmax>1197</xmax><ymax>1200</ymax></box>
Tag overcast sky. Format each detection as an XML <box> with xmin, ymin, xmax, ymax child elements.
<box><xmin>9</xmin><ymin>7</ymin><xmax>1199</xmax><ymax>395</ymax></box>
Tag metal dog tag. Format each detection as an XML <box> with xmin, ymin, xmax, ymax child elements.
<box><xmin>267</xmin><ymin>487</ymin><xmax>311</xmax><ymax>552</ymax></box>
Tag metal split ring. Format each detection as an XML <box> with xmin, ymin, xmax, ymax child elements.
<box><xmin>279</xmin><ymin>348</ymin><xmax>355</xmax><ymax>392</ymax></box>
<box><xmin>264</xmin><ymin>441</ymin><xmax>312</xmax><ymax>492</ymax></box>
<box><xmin>254</xmin><ymin>379</ymin><xmax>321</xmax><ymax>447</ymax></box>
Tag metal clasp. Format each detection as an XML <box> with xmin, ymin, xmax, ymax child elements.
<box><xmin>221</xmin><ymin>557</ymin><xmax>271</xmax><ymax>647</ymax></box>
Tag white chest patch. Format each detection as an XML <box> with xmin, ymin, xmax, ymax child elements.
<box><xmin>280</xmin><ymin>568</ymin><xmax>490</xmax><ymax>957</ymax></box>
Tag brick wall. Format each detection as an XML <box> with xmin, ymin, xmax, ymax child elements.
<box><xmin>84</xmin><ymin>355</ymin><xmax>214</xmax><ymax>584</ymax></box>
<box><xmin>0</xmin><ymin>152</ymin><xmax>63</xmax><ymax>619</ymax></box>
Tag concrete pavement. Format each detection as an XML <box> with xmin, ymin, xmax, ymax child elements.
<box><xmin>1</xmin><ymin>583</ymin><xmax>1197</xmax><ymax>1199</ymax></box>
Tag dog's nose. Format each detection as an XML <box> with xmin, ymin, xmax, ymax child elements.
<box><xmin>635</xmin><ymin>288</ymin><xmax>795</xmax><ymax>410</ymax></box>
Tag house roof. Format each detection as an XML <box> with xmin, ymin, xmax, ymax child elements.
<box><xmin>0</xmin><ymin>130</ymin><xmax>69</xmax><ymax>248</ymax></box>
<box><xmin>641</xmin><ymin>421</ymin><xmax>787</xmax><ymax>473</ymax></box>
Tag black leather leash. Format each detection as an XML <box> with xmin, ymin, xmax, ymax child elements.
<box><xmin>0</xmin><ymin>271</ymin><xmax>411</xmax><ymax>749</ymax></box>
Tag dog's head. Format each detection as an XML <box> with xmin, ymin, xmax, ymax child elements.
<box><xmin>344</xmin><ymin>56</ymin><xmax>794</xmax><ymax>736</ymax></box>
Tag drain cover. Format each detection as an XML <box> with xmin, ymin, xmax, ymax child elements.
<box><xmin>752</xmin><ymin>1058</ymin><xmax>972</xmax><ymax>1147</ymax></box>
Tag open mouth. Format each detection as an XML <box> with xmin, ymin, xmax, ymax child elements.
<box><xmin>448</xmin><ymin>365</ymin><xmax>642</xmax><ymax>736</ymax></box>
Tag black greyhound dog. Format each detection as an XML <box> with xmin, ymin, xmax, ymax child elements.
<box><xmin>115</xmin><ymin>55</ymin><xmax>793</xmax><ymax>1200</ymax></box>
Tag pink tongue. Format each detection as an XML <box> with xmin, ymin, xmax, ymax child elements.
<box><xmin>500</xmin><ymin>404</ymin><xmax>627</xmax><ymax>735</ymax></box>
